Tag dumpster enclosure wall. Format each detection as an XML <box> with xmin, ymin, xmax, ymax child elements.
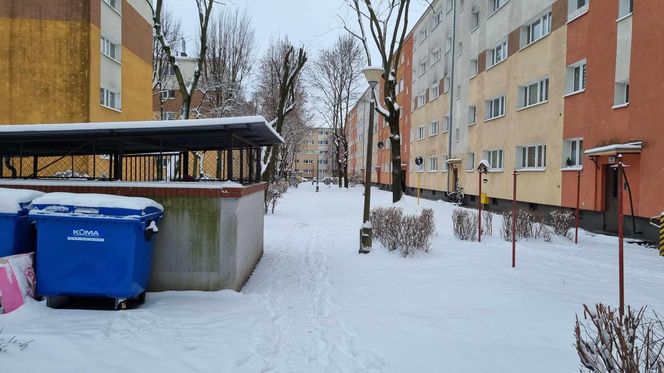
<box><xmin>0</xmin><ymin>181</ymin><xmax>266</xmax><ymax>291</ymax></box>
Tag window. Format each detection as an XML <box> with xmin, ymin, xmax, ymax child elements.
<box><xmin>429</xmin><ymin>156</ymin><xmax>439</xmax><ymax>172</ymax></box>
<box><xmin>455</xmin><ymin>86</ymin><xmax>461</xmax><ymax>100</ymax></box>
<box><xmin>566</xmin><ymin>60</ymin><xmax>587</xmax><ymax>94</ymax></box>
<box><xmin>517</xmin><ymin>144</ymin><xmax>547</xmax><ymax>169</ymax></box>
<box><xmin>455</xmin><ymin>128</ymin><xmax>460</xmax><ymax>143</ymax></box>
<box><xmin>433</xmin><ymin>10</ymin><xmax>444</xmax><ymax>28</ymax></box>
<box><xmin>518</xmin><ymin>77</ymin><xmax>549</xmax><ymax>108</ymax></box>
<box><xmin>161</xmin><ymin>112</ymin><xmax>176</xmax><ymax>120</ymax></box>
<box><xmin>398</xmin><ymin>79</ymin><xmax>405</xmax><ymax>94</ymax></box>
<box><xmin>471</xmin><ymin>10</ymin><xmax>480</xmax><ymax>29</ymax></box>
<box><xmin>470</xmin><ymin>58</ymin><xmax>478</xmax><ymax>77</ymax></box>
<box><xmin>430</xmin><ymin>84</ymin><xmax>440</xmax><ymax>101</ymax></box>
<box><xmin>563</xmin><ymin>138</ymin><xmax>583</xmax><ymax>168</ymax></box>
<box><xmin>442</xmin><ymin>155</ymin><xmax>450</xmax><ymax>172</ymax></box>
<box><xmin>568</xmin><ymin>0</ymin><xmax>589</xmax><ymax>20</ymax></box>
<box><xmin>161</xmin><ymin>89</ymin><xmax>176</xmax><ymax>100</ymax></box>
<box><xmin>485</xmin><ymin>149</ymin><xmax>504</xmax><ymax>169</ymax></box>
<box><xmin>103</xmin><ymin>0</ymin><xmax>121</xmax><ymax>12</ymax></box>
<box><xmin>490</xmin><ymin>0</ymin><xmax>508</xmax><ymax>14</ymax></box>
<box><xmin>468</xmin><ymin>106</ymin><xmax>477</xmax><ymax>124</ymax></box>
<box><xmin>417</xmin><ymin>126</ymin><xmax>426</xmax><ymax>140</ymax></box>
<box><xmin>618</xmin><ymin>0</ymin><xmax>633</xmax><ymax>17</ymax></box>
<box><xmin>443</xmin><ymin>116</ymin><xmax>450</xmax><ymax>132</ymax></box>
<box><xmin>304</xmin><ymin>160</ymin><xmax>314</xmax><ymax>164</ymax></box>
<box><xmin>485</xmin><ymin>96</ymin><xmax>505</xmax><ymax>119</ymax></box>
<box><xmin>419</xmin><ymin>27</ymin><xmax>429</xmax><ymax>44</ymax></box>
<box><xmin>415</xmin><ymin>157</ymin><xmax>425</xmax><ymax>172</ymax></box>
<box><xmin>429</xmin><ymin>121</ymin><xmax>440</xmax><ymax>136</ymax></box>
<box><xmin>523</xmin><ymin>12</ymin><xmax>552</xmax><ymax>47</ymax></box>
<box><xmin>446</xmin><ymin>0</ymin><xmax>453</xmax><ymax>13</ymax></box>
<box><xmin>417</xmin><ymin>92</ymin><xmax>426</xmax><ymax>108</ymax></box>
<box><xmin>445</xmin><ymin>37</ymin><xmax>452</xmax><ymax>53</ymax></box>
<box><xmin>457</xmin><ymin>42</ymin><xmax>463</xmax><ymax>56</ymax></box>
<box><xmin>419</xmin><ymin>60</ymin><xmax>427</xmax><ymax>76</ymax></box>
<box><xmin>318</xmin><ymin>140</ymin><xmax>329</xmax><ymax>145</ymax></box>
<box><xmin>443</xmin><ymin>76</ymin><xmax>451</xmax><ymax>93</ymax></box>
<box><xmin>466</xmin><ymin>153</ymin><xmax>475</xmax><ymax>171</ymax></box>
<box><xmin>100</xmin><ymin>36</ymin><xmax>120</xmax><ymax>62</ymax></box>
<box><xmin>489</xmin><ymin>40</ymin><xmax>508</xmax><ymax>67</ymax></box>
<box><xmin>432</xmin><ymin>49</ymin><xmax>442</xmax><ymax>64</ymax></box>
<box><xmin>100</xmin><ymin>87</ymin><xmax>121</xmax><ymax>110</ymax></box>
<box><xmin>614</xmin><ymin>81</ymin><xmax>629</xmax><ymax>106</ymax></box>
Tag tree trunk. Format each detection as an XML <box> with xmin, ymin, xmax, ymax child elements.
<box><xmin>388</xmin><ymin>113</ymin><xmax>403</xmax><ymax>203</ymax></box>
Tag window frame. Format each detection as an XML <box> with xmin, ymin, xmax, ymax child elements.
<box><xmin>100</xmin><ymin>87</ymin><xmax>121</xmax><ymax>111</ymax></box>
<box><xmin>429</xmin><ymin>120</ymin><xmax>440</xmax><ymax>136</ymax></box>
<box><xmin>563</xmin><ymin>138</ymin><xmax>584</xmax><ymax>168</ymax></box>
<box><xmin>428</xmin><ymin>156</ymin><xmax>439</xmax><ymax>172</ymax></box>
<box><xmin>565</xmin><ymin>60</ymin><xmax>587</xmax><ymax>95</ymax></box>
<box><xmin>488</xmin><ymin>40</ymin><xmax>508</xmax><ymax>68</ymax></box>
<box><xmin>518</xmin><ymin>77</ymin><xmax>549</xmax><ymax>109</ymax></box>
<box><xmin>485</xmin><ymin>149</ymin><xmax>504</xmax><ymax>170</ymax></box>
<box><xmin>485</xmin><ymin>95</ymin><xmax>506</xmax><ymax>120</ymax></box>
<box><xmin>100</xmin><ymin>36</ymin><xmax>121</xmax><ymax>63</ymax></box>
<box><xmin>517</xmin><ymin>144</ymin><xmax>547</xmax><ymax>170</ymax></box>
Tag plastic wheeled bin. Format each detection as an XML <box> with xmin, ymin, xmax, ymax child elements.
<box><xmin>29</xmin><ymin>193</ymin><xmax>163</xmax><ymax>309</ymax></box>
<box><xmin>0</xmin><ymin>188</ymin><xmax>44</xmax><ymax>257</ymax></box>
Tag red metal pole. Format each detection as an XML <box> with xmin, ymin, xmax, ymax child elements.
<box><xmin>617</xmin><ymin>156</ymin><xmax>625</xmax><ymax>316</ymax></box>
<box><xmin>575</xmin><ymin>171</ymin><xmax>581</xmax><ymax>244</ymax></box>
<box><xmin>512</xmin><ymin>171</ymin><xmax>517</xmax><ymax>268</ymax></box>
<box><xmin>478</xmin><ymin>169</ymin><xmax>482</xmax><ymax>242</ymax></box>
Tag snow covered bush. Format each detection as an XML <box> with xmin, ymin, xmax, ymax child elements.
<box><xmin>370</xmin><ymin>207</ymin><xmax>435</xmax><ymax>256</ymax></box>
<box><xmin>452</xmin><ymin>209</ymin><xmax>477</xmax><ymax>241</ymax></box>
<box><xmin>482</xmin><ymin>211</ymin><xmax>493</xmax><ymax>237</ymax></box>
<box><xmin>500</xmin><ymin>210</ymin><xmax>552</xmax><ymax>242</ymax></box>
<box><xmin>265</xmin><ymin>180</ymin><xmax>289</xmax><ymax>214</ymax></box>
<box><xmin>550</xmin><ymin>209</ymin><xmax>575</xmax><ymax>238</ymax></box>
<box><xmin>574</xmin><ymin>303</ymin><xmax>664</xmax><ymax>372</ymax></box>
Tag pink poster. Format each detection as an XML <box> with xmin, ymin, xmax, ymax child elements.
<box><xmin>0</xmin><ymin>253</ymin><xmax>35</xmax><ymax>314</ymax></box>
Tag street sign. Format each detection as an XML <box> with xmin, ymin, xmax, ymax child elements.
<box><xmin>415</xmin><ymin>156</ymin><xmax>423</xmax><ymax>166</ymax></box>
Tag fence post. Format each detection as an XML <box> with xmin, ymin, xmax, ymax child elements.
<box><xmin>660</xmin><ymin>214</ymin><xmax>664</xmax><ymax>257</ymax></box>
<box><xmin>575</xmin><ymin>171</ymin><xmax>581</xmax><ymax>244</ymax></box>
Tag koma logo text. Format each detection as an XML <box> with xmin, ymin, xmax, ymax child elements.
<box><xmin>73</xmin><ymin>229</ymin><xmax>100</xmax><ymax>237</ymax></box>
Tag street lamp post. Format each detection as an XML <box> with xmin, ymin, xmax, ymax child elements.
<box><xmin>359</xmin><ymin>66</ymin><xmax>383</xmax><ymax>254</ymax></box>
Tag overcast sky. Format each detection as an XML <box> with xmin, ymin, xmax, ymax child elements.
<box><xmin>168</xmin><ymin>0</ymin><xmax>429</xmax><ymax>61</ymax></box>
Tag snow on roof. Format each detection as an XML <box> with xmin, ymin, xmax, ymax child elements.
<box><xmin>0</xmin><ymin>188</ymin><xmax>44</xmax><ymax>214</ymax></box>
<box><xmin>478</xmin><ymin>159</ymin><xmax>491</xmax><ymax>170</ymax></box>
<box><xmin>584</xmin><ymin>141</ymin><xmax>643</xmax><ymax>156</ymax></box>
<box><xmin>445</xmin><ymin>158</ymin><xmax>462</xmax><ymax>164</ymax></box>
<box><xmin>0</xmin><ymin>179</ymin><xmax>244</xmax><ymax>190</ymax></box>
<box><xmin>32</xmin><ymin>193</ymin><xmax>164</xmax><ymax>212</ymax></box>
<box><xmin>0</xmin><ymin>116</ymin><xmax>276</xmax><ymax>136</ymax></box>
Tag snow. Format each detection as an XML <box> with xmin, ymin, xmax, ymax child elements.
<box><xmin>2</xmin><ymin>184</ymin><xmax>664</xmax><ymax>372</ymax></box>
<box><xmin>0</xmin><ymin>188</ymin><xmax>44</xmax><ymax>213</ymax></box>
<box><xmin>31</xmin><ymin>193</ymin><xmax>163</xmax><ymax>212</ymax></box>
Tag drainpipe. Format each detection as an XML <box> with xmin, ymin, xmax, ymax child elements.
<box><xmin>447</xmin><ymin>0</ymin><xmax>458</xmax><ymax>194</ymax></box>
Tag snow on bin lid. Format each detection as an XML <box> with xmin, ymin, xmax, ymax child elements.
<box><xmin>31</xmin><ymin>193</ymin><xmax>163</xmax><ymax>214</ymax></box>
<box><xmin>0</xmin><ymin>188</ymin><xmax>44</xmax><ymax>214</ymax></box>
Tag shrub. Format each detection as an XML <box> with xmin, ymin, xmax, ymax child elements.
<box><xmin>452</xmin><ymin>209</ymin><xmax>477</xmax><ymax>241</ymax></box>
<box><xmin>482</xmin><ymin>210</ymin><xmax>493</xmax><ymax>237</ymax></box>
<box><xmin>265</xmin><ymin>180</ymin><xmax>289</xmax><ymax>214</ymax></box>
<box><xmin>371</xmin><ymin>207</ymin><xmax>435</xmax><ymax>256</ymax></box>
<box><xmin>575</xmin><ymin>303</ymin><xmax>664</xmax><ymax>372</ymax></box>
<box><xmin>500</xmin><ymin>209</ymin><xmax>552</xmax><ymax>242</ymax></box>
<box><xmin>550</xmin><ymin>209</ymin><xmax>575</xmax><ymax>238</ymax></box>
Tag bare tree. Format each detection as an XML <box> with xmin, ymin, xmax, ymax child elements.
<box><xmin>308</xmin><ymin>35</ymin><xmax>365</xmax><ymax>188</ymax></box>
<box><xmin>198</xmin><ymin>8</ymin><xmax>255</xmax><ymax>118</ymax></box>
<box><xmin>148</xmin><ymin>0</ymin><xmax>215</xmax><ymax>119</ymax></box>
<box><xmin>152</xmin><ymin>5</ymin><xmax>182</xmax><ymax>120</ymax></box>
<box><xmin>343</xmin><ymin>0</ymin><xmax>413</xmax><ymax>202</ymax></box>
<box><xmin>254</xmin><ymin>38</ymin><xmax>307</xmax><ymax>185</ymax></box>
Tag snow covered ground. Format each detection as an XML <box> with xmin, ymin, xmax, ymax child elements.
<box><xmin>2</xmin><ymin>183</ymin><xmax>664</xmax><ymax>372</ymax></box>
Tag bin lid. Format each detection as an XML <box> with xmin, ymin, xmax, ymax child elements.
<box><xmin>0</xmin><ymin>188</ymin><xmax>44</xmax><ymax>214</ymax></box>
<box><xmin>30</xmin><ymin>193</ymin><xmax>163</xmax><ymax>218</ymax></box>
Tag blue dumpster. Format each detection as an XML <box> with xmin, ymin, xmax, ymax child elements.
<box><xmin>0</xmin><ymin>188</ymin><xmax>44</xmax><ymax>257</ymax></box>
<box><xmin>29</xmin><ymin>193</ymin><xmax>163</xmax><ymax>309</ymax></box>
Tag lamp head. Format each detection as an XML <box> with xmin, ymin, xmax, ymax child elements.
<box><xmin>362</xmin><ymin>66</ymin><xmax>384</xmax><ymax>89</ymax></box>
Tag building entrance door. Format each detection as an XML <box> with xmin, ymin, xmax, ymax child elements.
<box><xmin>604</xmin><ymin>165</ymin><xmax>619</xmax><ymax>233</ymax></box>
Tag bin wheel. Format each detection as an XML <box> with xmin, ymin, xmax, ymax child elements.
<box><xmin>137</xmin><ymin>291</ymin><xmax>146</xmax><ymax>304</ymax></box>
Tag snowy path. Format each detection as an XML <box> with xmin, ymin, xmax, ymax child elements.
<box><xmin>2</xmin><ymin>182</ymin><xmax>664</xmax><ymax>372</ymax></box>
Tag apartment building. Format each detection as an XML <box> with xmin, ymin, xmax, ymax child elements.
<box><xmin>293</xmin><ymin>127</ymin><xmax>334</xmax><ymax>179</ymax></box>
<box><xmin>153</xmin><ymin>55</ymin><xmax>209</xmax><ymax>120</ymax></box>
<box><xmin>348</xmin><ymin>0</ymin><xmax>661</xmax><ymax>239</ymax></box>
<box><xmin>0</xmin><ymin>0</ymin><xmax>154</xmax><ymax>124</ymax></box>
<box><xmin>376</xmin><ymin>33</ymin><xmax>414</xmax><ymax>190</ymax></box>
